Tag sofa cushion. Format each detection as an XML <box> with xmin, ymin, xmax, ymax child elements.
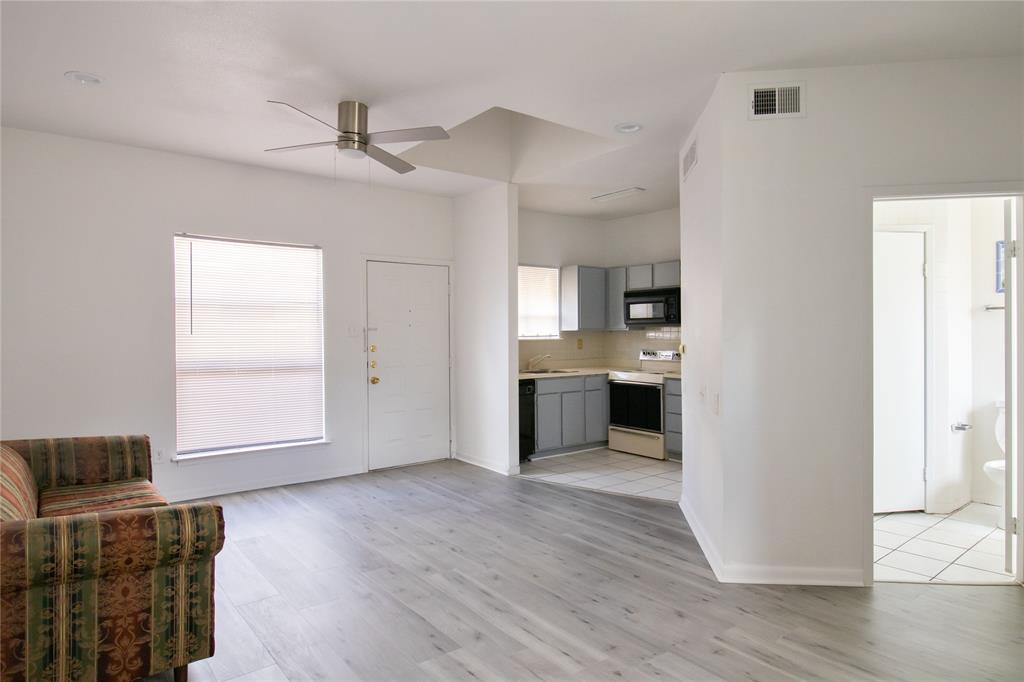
<box><xmin>0</xmin><ymin>445</ymin><xmax>38</xmax><ymax>520</ymax></box>
<box><xmin>39</xmin><ymin>478</ymin><xmax>167</xmax><ymax>517</ymax></box>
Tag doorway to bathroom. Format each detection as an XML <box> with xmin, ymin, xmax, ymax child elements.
<box><xmin>872</xmin><ymin>194</ymin><xmax>1022</xmax><ymax>584</ymax></box>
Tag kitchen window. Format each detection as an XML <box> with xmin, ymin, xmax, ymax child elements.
<box><xmin>518</xmin><ymin>265</ymin><xmax>560</xmax><ymax>339</ymax></box>
<box><xmin>174</xmin><ymin>234</ymin><xmax>325</xmax><ymax>455</ymax></box>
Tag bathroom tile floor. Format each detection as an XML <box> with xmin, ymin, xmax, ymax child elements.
<box><xmin>874</xmin><ymin>502</ymin><xmax>1016</xmax><ymax>583</ymax></box>
<box><xmin>518</xmin><ymin>448</ymin><xmax>682</xmax><ymax>501</ymax></box>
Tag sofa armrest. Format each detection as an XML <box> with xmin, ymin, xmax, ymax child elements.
<box><xmin>0</xmin><ymin>502</ymin><xmax>224</xmax><ymax>591</ymax></box>
<box><xmin>1</xmin><ymin>434</ymin><xmax>153</xmax><ymax>489</ymax></box>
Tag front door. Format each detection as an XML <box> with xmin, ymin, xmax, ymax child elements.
<box><xmin>366</xmin><ymin>261</ymin><xmax>450</xmax><ymax>470</ymax></box>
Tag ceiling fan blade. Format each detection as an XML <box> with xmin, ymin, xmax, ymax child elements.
<box><xmin>366</xmin><ymin>145</ymin><xmax>416</xmax><ymax>174</ymax></box>
<box><xmin>267</xmin><ymin>100</ymin><xmax>341</xmax><ymax>134</ymax></box>
<box><xmin>264</xmin><ymin>141</ymin><xmax>338</xmax><ymax>153</ymax></box>
<box><xmin>368</xmin><ymin>126</ymin><xmax>450</xmax><ymax>145</ymax></box>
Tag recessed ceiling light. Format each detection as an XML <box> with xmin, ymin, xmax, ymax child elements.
<box><xmin>591</xmin><ymin>187</ymin><xmax>646</xmax><ymax>203</ymax></box>
<box><xmin>614</xmin><ymin>122</ymin><xmax>642</xmax><ymax>134</ymax></box>
<box><xmin>64</xmin><ymin>71</ymin><xmax>103</xmax><ymax>86</ymax></box>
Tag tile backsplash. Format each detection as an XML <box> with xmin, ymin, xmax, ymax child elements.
<box><xmin>519</xmin><ymin>327</ymin><xmax>681</xmax><ymax>372</ymax></box>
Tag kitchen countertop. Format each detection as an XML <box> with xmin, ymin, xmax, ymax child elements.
<box><xmin>518</xmin><ymin>367</ymin><xmax>681</xmax><ymax>381</ymax></box>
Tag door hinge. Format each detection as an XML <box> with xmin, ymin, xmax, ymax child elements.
<box><xmin>922</xmin><ymin>262</ymin><xmax>928</xmax><ymax>278</ymax></box>
<box><xmin>1009</xmin><ymin>240</ymin><xmax>1019</xmax><ymax>258</ymax></box>
<box><xmin>922</xmin><ymin>467</ymin><xmax>927</xmax><ymax>483</ymax></box>
<box><xmin>1014</xmin><ymin>516</ymin><xmax>1020</xmax><ymax>535</ymax></box>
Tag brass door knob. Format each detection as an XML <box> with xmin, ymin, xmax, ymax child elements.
<box><xmin>370</xmin><ymin>376</ymin><xmax>381</xmax><ymax>385</ymax></box>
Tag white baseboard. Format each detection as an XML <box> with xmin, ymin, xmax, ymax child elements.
<box><xmin>159</xmin><ymin>465</ymin><xmax>362</xmax><ymax>502</ymax></box>
<box><xmin>454</xmin><ymin>452</ymin><xmax>511</xmax><ymax>476</ymax></box>
<box><xmin>678</xmin><ymin>496</ymin><xmax>726</xmax><ymax>581</ymax></box>
<box><xmin>679</xmin><ymin>497</ymin><xmax>867</xmax><ymax>587</ymax></box>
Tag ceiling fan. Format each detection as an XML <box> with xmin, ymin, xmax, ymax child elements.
<box><xmin>265</xmin><ymin>100</ymin><xmax>449</xmax><ymax>174</ymax></box>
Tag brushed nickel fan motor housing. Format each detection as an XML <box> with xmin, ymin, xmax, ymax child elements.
<box><xmin>337</xmin><ymin>101</ymin><xmax>369</xmax><ymax>153</ymax></box>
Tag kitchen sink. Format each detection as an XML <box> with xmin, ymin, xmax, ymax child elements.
<box><xmin>522</xmin><ymin>369</ymin><xmax>575</xmax><ymax>374</ymax></box>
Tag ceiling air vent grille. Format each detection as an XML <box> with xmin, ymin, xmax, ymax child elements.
<box><xmin>682</xmin><ymin>139</ymin><xmax>698</xmax><ymax>180</ymax></box>
<box><xmin>749</xmin><ymin>82</ymin><xmax>805</xmax><ymax>120</ymax></box>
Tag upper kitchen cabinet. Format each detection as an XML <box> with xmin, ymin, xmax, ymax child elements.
<box><xmin>653</xmin><ymin>260</ymin><xmax>681</xmax><ymax>287</ymax></box>
<box><xmin>561</xmin><ymin>265</ymin><xmax>606</xmax><ymax>331</ymax></box>
<box><xmin>606</xmin><ymin>266</ymin><xmax>627</xmax><ymax>330</ymax></box>
<box><xmin>626</xmin><ymin>264</ymin><xmax>653</xmax><ymax>290</ymax></box>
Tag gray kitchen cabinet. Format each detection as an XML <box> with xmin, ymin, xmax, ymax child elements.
<box><xmin>627</xmin><ymin>264</ymin><xmax>653</xmax><ymax>290</ymax></box>
<box><xmin>605</xmin><ymin>266</ymin><xmax>627</xmax><ymax>330</ymax></box>
<box><xmin>664</xmin><ymin>378</ymin><xmax>682</xmax><ymax>458</ymax></box>
<box><xmin>533</xmin><ymin>375</ymin><xmax>608</xmax><ymax>454</ymax></box>
<box><xmin>585</xmin><ymin>384</ymin><xmax>609</xmax><ymax>443</ymax></box>
<box><xmin>653</xmin><ymin>260</ymin><xmax>681</xmax><ymax>287</ymax></box>
<box><xmin>536</xmin><ymin>392</ymin><xmax>563</xmax><ymax>451</ymax></box>
<box><xmin>561</xmin><ymin>265</ymin><xmax>607</xmax><ymax>331</ymax></box>
<box><xmin>561</xmin><ymin>391</ymin><xmax>585</xmax><ymax>446</ymax></box>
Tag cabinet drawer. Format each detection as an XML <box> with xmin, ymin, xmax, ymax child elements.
<box><xmin>665</xmin><ymin>394</ymin><xmax>682</xmax><ymax>415</ymax></box>
<box><xmin>584</xmin><ymin>374</ymin><xmax>607</xmax><ymax>390</ymax></box>
<box><xmin>665</xmin><ymin>379</ymin><xmax>682</xmax><ymax>396</ymax></box>
<box><xmin>535</xmin><ymin>377</ymin><xmax>585</xmax><ymax>394</ymax></box>
<box><xmin>666</xmin><ymin>431</ymin><xmax>682</xmax><ymax>454</ymax></box>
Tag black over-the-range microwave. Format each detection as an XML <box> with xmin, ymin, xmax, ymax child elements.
<box><xmin>623</xmin><ymin>287</ymin><xmax>681</xmax><ymax>328</ymax></box>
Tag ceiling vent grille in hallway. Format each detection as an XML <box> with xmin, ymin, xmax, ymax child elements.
<box><xmin>749</xmin><ymin>82</ymin><xmax>805</xmax><ymax>119</ymax></box>
<box><xmin>682</xmin><ymin>139</ymin><xmax>698</xmax><ymax>180</ymax></box>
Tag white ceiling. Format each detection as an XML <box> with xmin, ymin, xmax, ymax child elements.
<box><xmin>3</xmin><ymin>2</ymin><xmax>1021</xmax><ymax>219</ymax></box>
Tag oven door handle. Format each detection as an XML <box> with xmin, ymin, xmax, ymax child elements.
<box><xmin>609</xmin><ymin>380</ymin><xmax>664</xmax><ymax>388</ymax></box>
<box><xmin>609</xmin><ymin>426</ymin><xmax>662</xmax><ymax>439</ymax></box>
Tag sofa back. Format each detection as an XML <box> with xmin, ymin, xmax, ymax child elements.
<box><xmin>1</xmin><ymin>444</ymin><xmax>38</xmax><ymax>520</ymax></box>
<box><xmin>1</xmin><ymin>435</ymin><xmax>152</xmax><ymax>490</ymax></box>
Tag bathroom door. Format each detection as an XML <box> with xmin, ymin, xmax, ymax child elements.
<box><xmin>874</xmin><ymin>231</ymin><xmax>927</xmax><ymax>513</ymax></box>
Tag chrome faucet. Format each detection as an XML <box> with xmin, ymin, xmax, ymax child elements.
<box><xmin>527</xmin><ymin>354</ymin><xmax>552</xmax><ymax>371</ymax></box>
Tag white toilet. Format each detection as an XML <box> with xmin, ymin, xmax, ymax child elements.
<box><xmin>986</xmin><ymin>402</ymin><xmax>1007</xmax><ymax>529</ymax></box>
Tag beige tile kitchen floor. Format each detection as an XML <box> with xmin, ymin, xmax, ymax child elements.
<box><xmin>518</xmin><ymin>448</ymin><xmax>682</xmax><ymax>501</ymax></box>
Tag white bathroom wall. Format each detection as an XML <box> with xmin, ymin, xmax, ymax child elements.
<box><xmin>970</xmin><ymin>197</ymin><xmax>1008</xmax><ymax>505</ymax></box>
<box><xmin>0</xmin><ymin>127</ymin><xmax>455</xmax><ymax>502</ymax></box>
<box><xmin>453</xmin><ymin>183</ymin><xmax>520</xmax><ymax>475</ymax></box>
<box><xmin>680</xmin><ymin>56</ymin><xmax>1023</xmax><ymax>585</ymax></box>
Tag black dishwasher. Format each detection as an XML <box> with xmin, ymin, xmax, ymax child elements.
<box><xmin>519</xmin><ymin>379</ymin><xmax>536</xmax><ymax>461</ymax></box>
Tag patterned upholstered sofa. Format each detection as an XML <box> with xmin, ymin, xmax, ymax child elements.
<box><xmin>0</xmin><ymin>435</ymin><xmax>224</xmax><ymax>682</ymax></box>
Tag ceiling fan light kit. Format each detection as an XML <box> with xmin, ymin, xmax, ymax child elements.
<box><xmin>265</xmin><ymin>99</ymin><xmax>449</xmax><ymax>174</ymax></box>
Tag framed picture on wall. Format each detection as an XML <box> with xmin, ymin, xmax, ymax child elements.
<box><xmin>997</xmin><ymin>240</ymin><xmax>1006</xmax><ymax>294</ymax></box>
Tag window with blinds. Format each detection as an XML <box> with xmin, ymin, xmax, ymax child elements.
<box><xmin>518</xmin><ymin>265</ymin><xmax>560</xmax><ymax>339</ymax></box>
<box><xmin>174</xmin><ymin>235</ymin><xmax>325</xmax><ymax>454</ymax></box>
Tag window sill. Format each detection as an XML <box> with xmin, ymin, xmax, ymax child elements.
<box><xmin>172</xmin><ymin>439</ymin><xmax>329</xmax><ymax>462</ymax></box>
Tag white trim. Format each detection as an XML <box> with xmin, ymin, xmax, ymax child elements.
<box><xmin>172</xmin><ymin>439</ymin><xmax>329</xmax><ymax>462</ymax></box>
<box><xmin>454</xmin><ymin>452</ymin><xmax>512</xmax><ymax>476</ymax></box>
<box><xmin>160</xmin><ymin>462</ymin><xmax>361</xmax><ymax>503</ymax></box>
<box><xmin>678</xmin><ymin>496</ymin><xmax>725</xmax><ymax>582</ymax></box>
<box><xmin>362</xmin><ymin>255</ymin><xmax>455</xmax><ymax>474</ymax></box>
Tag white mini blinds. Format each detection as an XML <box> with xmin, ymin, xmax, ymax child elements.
<box><xmin>518</xmin><ymin>265</ymin><xmax>560</xmax><ymax>338</ymax></box>
<box><xmin>174</xmin><ymin>235</ymin><xmax>325</xmax><ymax>454</ymax></box>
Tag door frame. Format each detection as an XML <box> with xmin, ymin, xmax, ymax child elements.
<box><xmin>864</xmin><ymin>181</ymin><xmax>1024</xmax><ymax>586</ymax></box>
<box><xmin>361</xmin><ymin>254</ymin><xmax>454</xmax><ymax>474</ymax></box>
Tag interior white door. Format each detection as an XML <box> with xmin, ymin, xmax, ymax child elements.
<box><xmin>1004</xmin><ymin>198</ymin><xmax>1020</xmax><ymax>576</ymax></box>
<box><xmin>874</xmin><ymin>231</ymin><xmax>926</xmax><ymax>513</ymax></box>
<box><xmin>367</xmin><ymin>261</ymin><xmax>450</xmax><ymax>470</ymax></box>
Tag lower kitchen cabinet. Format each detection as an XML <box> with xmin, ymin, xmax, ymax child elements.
<box><xmin>665</xmin><ymin>378</ymin><xmax>683</xmax><ymax>458</ymax></box>
<box><xmin>536</xmin><ymin>392</ymin><xmax>563</xmax><ymax>451</ymax></box>
<box><xmin>534</xmin><ymin>375</ymin><xmax>608</xmax><ymax>455</ymax></box>
<box><xmin>585</xmin><ymin>385</ymin><xmax>609</xmax><ymax>443</ymax></box>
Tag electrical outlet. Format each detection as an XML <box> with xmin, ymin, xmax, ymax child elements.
<box><xmin>576</xmin><ymin>338</ymin><xmax>584</xmax><ymax>350</ymax></box>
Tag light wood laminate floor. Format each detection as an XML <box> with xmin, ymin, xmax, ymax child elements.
<box><xmin>149</xmin><ymin>460</ymin><xmax>1023</xmax><ymax>681</ymax></box>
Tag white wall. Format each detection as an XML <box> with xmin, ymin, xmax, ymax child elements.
<box><xmin>970</xmin><ymin>197</ymin><xmax>1008</xmax><ymax>505</ymax></box>
<box><xmin>679</xmin><ymin>57</ymin><xmax>1023</xmax><ymax>585</ymax></box>
<box><xmin>518</xmin><ymin>207</ymin><xmax>679</xmax><ymax>268</ymax></box>
<box><xmin>1</xmin><ymin>127</ymin><xmax>455</xmax><ymax>501</ymax></box>
<box><xmin>452</xmin><ymin>183</ymin><xmax>520</xmax><ymax>474</ymax></box>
